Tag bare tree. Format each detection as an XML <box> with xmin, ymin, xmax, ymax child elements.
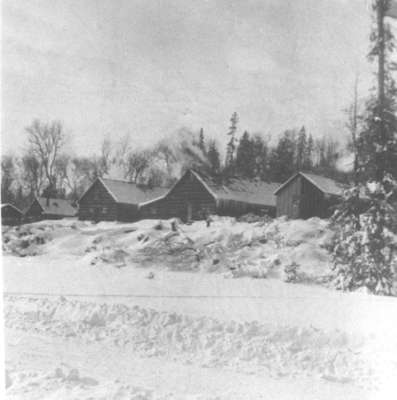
<box><xmin>69</xmin><ymin>156</ymin><xmax>99</xmax><ymax>199</ymax></box>
<box><xmin>114</xmin><ymin>134</ymin><xmax>132</xmax><ymax>177</ymax></box>
<box><xmin>21</xmin><ymin>154</ymin><xmax>44</xmax><ymax>197</ymax></box>
<box><xmin>125</xmin><ymin>150</ymin><xmax>151</xmax><ymax>182</ymax></box>
<box><xmin>154</xmin><ymin>141</ymin><xmax>177</xmax><ymax>177</ymax></box>
<box><xmin>25</xmin><ymin>119</ymin><xmax>66</xmax><ymax>191</ymax></box>
<box><xmin>54</xmin><ymin>154</ymin><xmax>72</xmax><ymax>197</ymax></box>
<box><xmin>55</xmin><ymin>156</ymin><xmax>91</xmax><ymax>201</ymax></box>
<box><xmin>1</xmin><ymin>155</ymin><xmax>16</xmax><ymax>203</ymax></box>
<box><xmin>146</xmin><ymin>166</ymin><xmax>170</xmax><ymax>187</ymax></box>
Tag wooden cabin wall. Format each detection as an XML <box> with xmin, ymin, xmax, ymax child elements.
<box><xmin>24</xmin><ymin>200</ymin><xmax>44</xmax><ymax>222</ymax></box>
<box><xmin>42</xmin><ymin>214</ymin><xmax>64</xmax><ymax>220</ymax></box>
<box><xmin>139</xmin><ymin>198</ymin><xmax>166</xmax><ymax>220</ymax></box>
<box><xmin>300</xmin><ymin>178</ymin><xmax>325</xmax><ymax>219</ymax></box>
<box><xmin>117</xmin><ymin>203</ymin><xmax>139</xmax><ymax>222</ymax></box>
<box><xmin>301</xmin><ymin>179</ymin><xmax>343</xmax><ymax>218</ymax></box>
<box><xmin>276</xmin><ymin>175</ymin><xmax>341</xmax><ymax>219</ymax></box>
<box><xmin>1</xmin><ymin>206</ymin><xmax>22</xmax><ymax>226</ymax></box>
<box><xmin>276</xmin><ymin>175</ymin><xmax>302</xmax><ymax>218</ymax></box>
<box><xmin>78</xmin><ymin>180</ymin><xmax>118</xmax><ymax>221</ymax></box>
<box><xmin>144</xmin><ymin>171</ymin><xmax>217</xmax><ymax>221</ymax></box>
<box><xmin>217</xmin><ymin>200</ymin><xmax>276</xmax><ymax>218</ymax></box>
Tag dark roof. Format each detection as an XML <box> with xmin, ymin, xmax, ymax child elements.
<box><xmin>1</xmin><ymin>203</ymin><xmax>22</xmax><ymax>215</ymax></box>
<box><xmin>274</xmin><ymin>172</ymin><xmax>345</xmax><ymax>196</ymax></box>
<box><xmin>36</xmin><ymin>197</ymin><xmax>77</xmax><ymax>217</ymax></box>
<box><xmin>191</xmin><ymin>170</ymin><xmax>279</xmax><ymax>207</ymax></box>
<box><xmin>98</xmin><ymin>178</ymin><xmax>168</xmax><ymax>205</ymax></box>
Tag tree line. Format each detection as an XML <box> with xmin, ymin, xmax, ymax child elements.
<box><xmin>1</xmin><ymin>116</ymin><xmax>349</xmax><ymax>210</ymax></box>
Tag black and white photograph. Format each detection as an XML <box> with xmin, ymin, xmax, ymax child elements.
<box><xmin>1</xmin><ymin>1</ymin><xmax>397</xmax><ymax>399</ymax></box>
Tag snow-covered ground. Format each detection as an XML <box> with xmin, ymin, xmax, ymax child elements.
<box><xmin>2</xmin><ymin>217</ymin><xmax>397</xmax><ymax>399</ymax></box>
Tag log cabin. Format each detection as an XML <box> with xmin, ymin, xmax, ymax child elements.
<box><xmin>274</xmin><ymin>172</ymin><xmax>345</xmax><ymax>219</ymax></box>
<box><xmin>1</xmin><ymin>203</ymin><xmax>23</xmax><ymax>226</ymax></box>
<box><xmin>140</xmin><ymin>169</ymin><xmax>279</xmax><ymax>221</ymax></box>
<box><xmin>24</xmin><ymin>197</ymin><xmax>77</xmax><ymax>222</ymax></box>
<box><xmin>78</xmin><ymin>177</ymin><xmax>167</xmax><ymax>222</ymax></box>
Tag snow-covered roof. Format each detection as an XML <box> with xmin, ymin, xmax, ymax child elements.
<box><xmin>36</xmin><ymin>197</ymin><xmax>77</xmax><ymax>217</ymax></box>
<box><xmin>274</xmin><ymin>172</ymin><xmax>345</xmax><ymax>196</ymax></box>
<box><xmin>100</xmin><ymin>178</ymin><xmax>168</xmax><ymax>205</ymax></box>
<box><xmin>192</xmin><ymin>170</ymin><xmax>279</xmax><ymax>207</ymax></box>
<box><xmin>301</xmin><ymin>173</ymin><xmax>346</xmax><ymax>196</ymax></box>
<box><xmin>1</xmin><ymin>203</ymin><xmax>22</xmax><ymax>214</ymax></box>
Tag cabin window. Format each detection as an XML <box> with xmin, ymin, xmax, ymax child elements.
<box><xmin>102</xmin><ymin>207</ymin><xmax>108</xmax><ymax>214</ymax></box>
<box><xmin>150</xmin><ymin>207</ymin><xmax>156</xmax><ymax>215</ymax></box>
<box><xmin>89</xmin><ymin>207</ymin><xmax>94</xmax><ymax>215</ymax></box>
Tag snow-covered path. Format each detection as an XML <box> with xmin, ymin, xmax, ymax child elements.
<box><xmin>4</xmin><ymin>254</ymin><xmax>397</xmax><ymax>337</ymax></box>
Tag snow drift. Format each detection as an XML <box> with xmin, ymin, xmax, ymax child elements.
<box><xmin>3</xmin><ymin>218</ymin><xmax>397</xmax><ymax>399</ymax></box>
<box><xmin>2</xmin><ymin>216</ymin><xmax>334</xmax><ymax>286</ymax></box>
<box><xmin>5</xmin><ymin>295</ymin><xmax>393</xmax><ymax>393</ymax></box>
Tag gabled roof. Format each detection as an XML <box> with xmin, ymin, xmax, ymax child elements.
<box><xmin>82</xmin><ymin>177</ymin><xmax>168</xmax><ymax>206</ymax></box>
<box><xmin>36</xmin><ymin>197</ymin><xmax>77</xmax><ymax>217</ymax></box>
<box><xmin>274</xmin><ymin>172</ymin><xmax>345</xmax><ymax>196</ymax></box>
<box><xmin>191</xmin><ymin>170</ymin><xmax>279</xmax><ymax>207</ymax></box>
<box><xmin>1</xmin><ymin>203</ymin><xmax>22</xmax><ymax>215</ymax></box>
<box><xmin>102</xmin><ymin>178</ymin><xmax>168</xmax><ymax>205</ymax></box>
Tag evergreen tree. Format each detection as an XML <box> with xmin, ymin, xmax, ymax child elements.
<box><xmin>358</xmin><ymin>1</ymin><xmax>397</xmax><ymax>183</ymax></box>
<box><xmin>198</xmin><ymin>128</ymin><xmax>206</xmax><ymax>154</ymax></box>
<box><xmin>325</xmin><ymin>138</ymin><xmax>340</xmax><ymax>177</ymax></box>
<box><xmin>225</xmin><ymin>112</ymin><xmax>239</xmax><ymax>172</ymax></box>
<box><xmin>303</xmin><ymin>133</ymin><xmax>314</xmax><ymax>170</ymax></box>
<box><xmin>295</xmin><ymin>126</ymin><xmax>307</xmax><ymax>171</ymax></box>
<box><xmin>252</xmin><ymin>134</ymin><xmax>269</xmax><ymax>180</ymax></box>
<box><xmin>269</xmin><ymin>130</ymin><xmax>296</xmax><ymax>182</ymax></box>
<box><xmin>235</xmin><ymin>131</ymin><xmax>255</xmax><ymax>178</ymax></box>
<box><xmin>207</xmin><ymin>140</ymin><xmax>221</xmax><ymax>176</ymax></box>
<box><xmin>315</xmin><ymin>137</ymin><xmax>327</xmax><ymax>170</ymax></box>
<box><xmin>330</xmin><ymin>0</ymin><xmax>397</xmax><ymax>296</ymax></box>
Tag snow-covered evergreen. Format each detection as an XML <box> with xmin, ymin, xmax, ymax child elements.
<box><xmin>331</xmin><ymin>184</ymin><xmax>397</xmax><ymax>295</ymax></box>
<box><xmin>330</xmin><ymin>0</ymin><xmax>397</xmax><ymax>295</ymax></box>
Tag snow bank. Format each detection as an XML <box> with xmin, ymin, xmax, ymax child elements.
<box><xmin>3</xmin><ymin>217</ymin><xmax>335</xmax><ymax>286</ymax></box>
<box><xmin>5</xmin><ymin>295</ymin><xmax>392</xmax><ymax>392</ymax></box>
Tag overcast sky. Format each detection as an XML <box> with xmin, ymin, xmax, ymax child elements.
<box><xmin>2</xmin><ymin>0</ymin><xmax>379</xmax><ymax>155</ymax></box>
